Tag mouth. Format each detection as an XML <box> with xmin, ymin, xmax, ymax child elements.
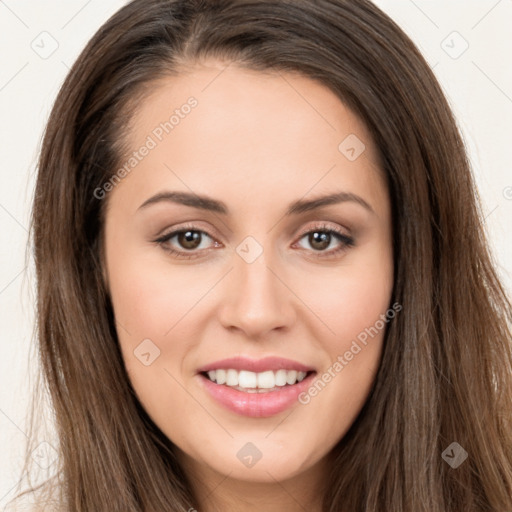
<box><xmin>200</xmin><ymin>368</ymin><xmax>314</xmax><ymax>393</ymax></box>
<box><xmin>196</xmin><ymin>357</ymin><xmax>317</xmax><ymax>417</ymax></box>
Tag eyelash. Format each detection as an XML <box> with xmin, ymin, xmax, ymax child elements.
<box><xmin>154</xmin><ymin>222</ymin><xmax>355</xmax><ymax>260</ymax></box>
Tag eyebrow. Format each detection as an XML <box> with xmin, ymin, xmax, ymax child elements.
<box><xmin>138</xmin><ymin>190</ymin><xmax>375</xmax><ymax>216</ymax></box>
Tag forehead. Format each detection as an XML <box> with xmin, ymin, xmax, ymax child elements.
<box><xmin>108</xmin><ymin>62</ymin><xmax>387</xmax><ymax>219</ymax></box>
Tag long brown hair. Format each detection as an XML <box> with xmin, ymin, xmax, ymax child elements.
<box><xmin>12</xmin><ymin>0</ymin><xmax>512</xmax><ymax>510</ymax></box>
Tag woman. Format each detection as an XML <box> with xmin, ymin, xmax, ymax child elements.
<box><xmin>11</xmin><ymin>0</ymin><xmax>512</xmax><ymax>510</ymax></box>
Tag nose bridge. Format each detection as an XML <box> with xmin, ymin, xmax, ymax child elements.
<box><xmin>218</xmin><ymin>236</ymin><xmax>295</xmax><ymax>336</ymax></box>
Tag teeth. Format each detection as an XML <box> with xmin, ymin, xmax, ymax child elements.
<box><xmin>274</xmin><ymin>369</ymin><xmax>287</xmax><ymax>386</ymax></box>
<box><xmin>257</xmin><ymin>370</ymin><xmax>275</xmax><ymax>389</ymax></box>
<box><xmin>226</xmin><ymin>369</ymin><xmax>238</xmax><ymax>386</ymax></box>
<box><xmin>238</xmin><ymin>370</ymin><xmax>257</xmax><ymax>388</ymax></box>
<box><xmin>205</xmin><ymin>369</ymin><xmax>308</xmax><ymax>390</ymax></box>
<box><xmin>215</xmin><ymin>369</ymin><xmax>226</xmax><ymax>385</ymax></box>
<box><xmin>286</xmin><ymin>370</ymin><xmax>298</xmax><ymax>385</ymax></box>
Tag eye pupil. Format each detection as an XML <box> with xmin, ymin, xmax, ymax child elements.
<box><xmin>309</xmin><ymin>231</ymin><xmax>330</xmax><ymax>250</ymax></box>
<box><xmin>178</xmin><ymin>230</ymin><xmax>201</xmax><ymax>250</ymax></box>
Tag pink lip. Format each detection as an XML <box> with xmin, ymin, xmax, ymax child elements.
<box><xmin>196</xmin><ymin>356</ymin><xmax>315</xmax><ymax>373</ymax></box>
<box><xmin>197</xmin><ymin>371</ymin><xmax>316</xmax><ymax>418</ymax></box>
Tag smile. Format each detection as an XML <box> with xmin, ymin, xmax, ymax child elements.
<box><xmin>196</xmin><ymin>356</ymin><xmax>317</xmax><ymax>417</ymax></box>
<box><xmin>203</xmin><ymin>369</ymin><xmax>308</xmax><ymax>392</ymax></box>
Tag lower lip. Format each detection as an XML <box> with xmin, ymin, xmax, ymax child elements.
<box><xmin>197</xmin><ymin>372</ymin><xmax>316</xmax><ymax>418</ymax></box>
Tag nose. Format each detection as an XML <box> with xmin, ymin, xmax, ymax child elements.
<box><xmin>217</xmin><ymin>246</ymin><xmax>296</xmax><ymax>339</ymax></box>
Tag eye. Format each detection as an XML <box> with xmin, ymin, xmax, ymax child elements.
<box><xmin>294</xmin><ymin>223</ymin><xmax>355</xmax><ymax>258</ymax></box>
<box><xmin>155</xmin><ymin>225</ymin><xmax>220</xmax><ymax>260</ymax></box>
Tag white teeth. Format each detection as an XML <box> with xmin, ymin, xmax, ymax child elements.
<box><xmin>216</xmin><ymin>369</ymin><xmax>226</xmax><ymax>385</ymax></box>
<box><xmin>275</xmin><ymin>369</ymin><xmax>288</xmax><ymax>386</ymax></box>
<box><xmin>226</xmin><ymin>369</ymin><xmax>238</xmax><ymax>386</ymax></box>
<box><xmin>238</xmin><ymin>370</ymin><xmax>257</xmax><ymax>388</ymax></box>
<box><xmin>286</xmin><ymin>370</ymin><xmax>298</xmax><ymax>385</ymax></box>
<box><xmin>257</xmin><ymin>370</ymin><xmax>275</xmax><ymax>389</ymax></box>
<box><xmin>204</xmin><ymin>368</ymin><xmax>310</xmax><ymax>390</ymax></box>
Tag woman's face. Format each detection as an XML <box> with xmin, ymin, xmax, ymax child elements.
<box><xmin>103</xmin><ymin>61</ymin><xmax>393</xmax><ymax>488</ymax></box>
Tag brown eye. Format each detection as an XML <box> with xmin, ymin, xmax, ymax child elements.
<box><xmin>295</xmin><ymin>224</ymin><xmax>355</xmax><ymax>259</ymax></box>
<box><xmin>177</xmin><ymin>230</ymin><xmax>202</xmax><ymax>250</ymax></box>
<box><xmin>155</xmin><ymin>227</ymin><xmax>218</xmax><ymax>259</ymax></box>
<box><xmin>308</xmin><ymin>231</ymin><xmax>331</xmax><ymax>251</ymax></box>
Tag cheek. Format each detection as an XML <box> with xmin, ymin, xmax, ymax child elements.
<box><xmin>296</xmin><ymin>282</ymin><xmax>392</xmax><ymax>443</ymax></box>
<box><xmin>107</xmin><ymin>246</ymin><xmax>212</xmax><ymax>342</ymax></box>
<box><xmin>109</xmin><ymin>267</ymin><xmax>197</xmax><ymax>431</ymax></box>
<box><xmin>106</xmin><ymin>247</ymin><xmax>220</xmax><ymax>421</ymax></box>
<box><xmin>291</xmin><ymin>244</ymin><xmax>393</xmax><ymax>418</ymax></box>
<box><xmin>295</xmin><ymin>255</ymin><xmax>394</xmax><ymax>347</ymax></box>
<box><xmin>105</xmin><ymin>246</ymin><xmax>183</xmax><ymax>379</ymax></box>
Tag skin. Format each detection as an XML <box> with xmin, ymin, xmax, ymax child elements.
<box><xmin>103</xmin><ymin>60</ymin><xmax>394</xmax><ymax>512</ymax></box>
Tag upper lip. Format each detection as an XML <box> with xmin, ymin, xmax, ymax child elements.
<box><xmin>197</xmin><ymin>356</ymin><xmax>315</xmax><ymax>374</ymax></box>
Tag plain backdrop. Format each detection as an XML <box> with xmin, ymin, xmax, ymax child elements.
<box><xmin>1</xmin><ymin>0</ymin><xmax>511</xmax><ymax>506</ymax></box>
